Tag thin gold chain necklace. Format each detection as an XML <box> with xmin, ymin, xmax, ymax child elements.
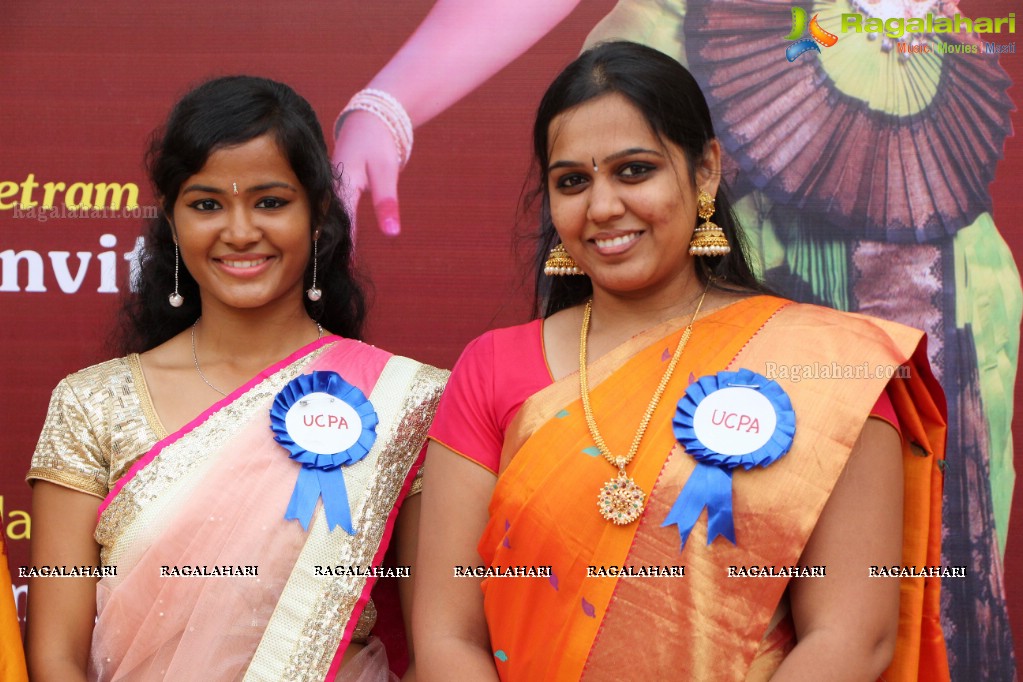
<box><xmin>192</xmin><ymin>318</ymin><xmax>324</xmax><ymax>396</ymax></box>
<box><xmin>580</xmin><ymin>287</ymin><xmax>708</xmax><ymax>525</ymax></box>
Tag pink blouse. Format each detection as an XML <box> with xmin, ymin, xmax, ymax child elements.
<box><xmin>428</xmin><ymin>320</ymin><xmax>899</xmax><ymax>474</ymax></box>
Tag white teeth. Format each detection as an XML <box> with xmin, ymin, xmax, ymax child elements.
<box><xmin>594</xmin><ymin>233</ymin><xmax>639</xmax><ymax>249</ymax></box>
<box><xmin>222</xmin><ymin>258</ymin><xmax>268</xmax><ymax>269</ymax></box>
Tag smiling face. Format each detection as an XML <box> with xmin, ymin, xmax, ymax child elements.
<box><xmin>546</xmin><ymin>93</ymin><xmax>720</xmax><ymax>303</ymax></box>
<box><xmin>171</xmin><ymin>134</ymin><xmax>314</xmax><ymax>315</ymax></box>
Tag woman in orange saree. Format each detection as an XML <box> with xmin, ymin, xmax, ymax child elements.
<box><xmin>26</xmin><ymin>76</ymin><xmax>444</xmax><ymax>681</ymax></box>
<box><xmin>413</xmin><ymin>42</ymin><xmax>947</xmax><ymax>681</ymax></box>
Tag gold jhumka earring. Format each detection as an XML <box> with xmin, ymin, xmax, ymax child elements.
<box><xmin>544</xmin><ymin>243</ymin><xmax>584</xmax><ymax>276</ymax></box>
<box><xmin>688</xmin><ymin>190</ymin><xmax>731</xmax><ymax>256</ymax></box>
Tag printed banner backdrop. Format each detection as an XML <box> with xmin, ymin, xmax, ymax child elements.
<box><xmin>2</xmin><ymin>0</ymin><xmax>1021</xmax><ymax>678</ymax></box>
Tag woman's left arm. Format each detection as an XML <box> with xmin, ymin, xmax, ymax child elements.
<box><xmin>773</xmin><ymin>417</ymin><xmax>903</xmax><ymax>681</ymax></box>
<box><xmin>396</xmin><ymin>488</ymin><xmax>421</xmax><ymax>681</ymax></box>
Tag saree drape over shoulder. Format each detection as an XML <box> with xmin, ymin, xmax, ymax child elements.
<box><xmin>87</xmin><ymin>337</ymin><xmax>446</xmax><ymax>682</ymax></box>
<box><xmin>480</xmin><ymin>296</ymin><xmax>948</xmax><ymax>681</ymax></box>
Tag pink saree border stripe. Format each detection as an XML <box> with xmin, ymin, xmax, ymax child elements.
<box><xmin>323</xmin><ymin>444</ymin><xmax>426</xmax><ymax>682</ymax></box>
<box><xmin>97</xmin><ymin>335</ymin><xmax>339</xmax><ymax>519</ymax></box>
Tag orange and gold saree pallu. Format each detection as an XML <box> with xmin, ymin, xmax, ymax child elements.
<box><xmin>480</xmin><ymin>296</ymin><xmax>947</xmax><ymax>681</ymax></box>
<box><xmin>90</xmin><ymin>338</ymin><xmax>446</xmax><ymax>682</ymax></box>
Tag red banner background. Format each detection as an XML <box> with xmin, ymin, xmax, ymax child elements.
<box><xmin>2</xmin><ymin>0</ymin><xmax>1021</xmax><ymax>674</ymax></box>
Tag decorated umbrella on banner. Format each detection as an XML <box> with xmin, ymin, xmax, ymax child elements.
<box><xmin>683</xmin><ymin>0</ymin><xmax>1014</xmax><ymax>243</ymax></box>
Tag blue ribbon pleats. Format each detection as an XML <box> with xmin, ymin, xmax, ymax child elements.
<box><xmin>664</xmin><ymin>369</ymin><xmax>795</xmax><ymax>552</ymax></box>
<box><xmin>270</xmin><ymin>371</ymin><xmax>378</xmax><ymax>534</ymax></box>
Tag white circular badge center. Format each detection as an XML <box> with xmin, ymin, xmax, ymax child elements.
<box><xmin>691</xmin><ymin>386</ymin><xmax>777</xmax><ymax>456</ymax></box>
<box><xmin>284</xmin><ymin>391</ymin><xmax>363</xmax><ymax>455</ymax></box>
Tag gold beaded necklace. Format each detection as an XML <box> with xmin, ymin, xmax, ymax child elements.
<box><xmin>579</xmin><ymin>287</ymin><xmax>708</xmax><ymax>525</ymax></box>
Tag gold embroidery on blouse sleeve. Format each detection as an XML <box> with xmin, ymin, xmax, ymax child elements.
<box><xmin>25</xmin><ymin>466</ymin><xmax>107</xmax><ymax>498</ymax></box>
<box><xmin>28</xmin><ymin>357</ymin><xmax>161</xmax><ymax>500</ymax></box>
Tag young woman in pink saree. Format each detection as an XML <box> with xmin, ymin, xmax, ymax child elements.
<box><xmin>413</xmin><ymin>42</ymin><xmax>948</xmax><ymax>681</ymax></box>
<box><xmin>26</xmin><ymin>77</ymin><xmax>445</xmax><ymax>681</ymax></box>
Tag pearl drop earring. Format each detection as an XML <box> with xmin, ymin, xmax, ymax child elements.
<box><xmin>306</xmin><ymin>239</ymin><xmax>322</xmax><ymax>301</ymax></box>
<box><xmin>168</xmin><ymin>242</ymin><xmax>184</xmax><ymax>307</ymax></box>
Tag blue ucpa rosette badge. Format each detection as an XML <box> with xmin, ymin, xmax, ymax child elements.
<box><xmin>663</xmin><ymin>368</ymin><xmax>796</xmax><ymax>551</ymax></box>
<box><xmin>270</xmin><ymin>371</ymin><xmax>378</xmax><ymax>534</ymax></box>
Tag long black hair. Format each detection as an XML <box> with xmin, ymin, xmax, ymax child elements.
<box><xmin>118</xmin><ymin>75</ymin><xmax>366</xmax><ymax>352</ymax></box>
<box><xmin>529</xmin><ymin>41</ymin><xmax>766</xmax><ymax>317</ymax></box>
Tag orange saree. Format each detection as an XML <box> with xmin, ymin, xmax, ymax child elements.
<box><xmin>479</xmin><ymin>296</ymin><xmax>947</xmax><ymax>681</ymax></box>
<box><xmin>0</xmin><ymin>529</ymin><xmax>27</xmax><ymax>682</ymax></box>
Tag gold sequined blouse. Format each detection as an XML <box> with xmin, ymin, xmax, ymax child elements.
<box><xmin>25</xmin><ymin>352</ymin><xmax>414</xmax><ymax>643</ymax></box>
<box><xmin>28</xmin><ymin>354</ymin><xmax>163</xmax><ymax>498</ymax></box>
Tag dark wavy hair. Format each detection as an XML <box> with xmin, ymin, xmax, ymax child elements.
<box><xmin>530</xmin><ymin>41</ymin><xmax>767</xmax><ymax>317</ymax></box>
<box><xmin>118</xmin><ymin>75</ymin><xmax>366</xmax><ymax>352</ymax></box>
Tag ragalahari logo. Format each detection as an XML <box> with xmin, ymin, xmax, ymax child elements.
<box><xmin>785</xmin><ymin>7</ymin><xmax>839</xmax><ymax>61</ymax></box>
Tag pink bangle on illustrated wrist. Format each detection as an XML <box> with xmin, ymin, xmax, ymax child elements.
<box><xmin>335</xmin><ymin>88</ymin><xmax>414</xmax><ymax>169</ymax></box>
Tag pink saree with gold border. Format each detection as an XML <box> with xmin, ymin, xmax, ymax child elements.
<box><xmin>89</xmin><ymin>337</ymin><xmax>446</xmax><ymax>681</ymax></box>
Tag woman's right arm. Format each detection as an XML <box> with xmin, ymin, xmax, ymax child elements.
<box><xmin>26</xmin><ymin>481</ymin><xmax>102</xmax><ymax>681</ymax></box>
<box><xmin>412</xmin><ymin>442</ymin><xmax>499</xmax><ymax>681</ymax></box>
